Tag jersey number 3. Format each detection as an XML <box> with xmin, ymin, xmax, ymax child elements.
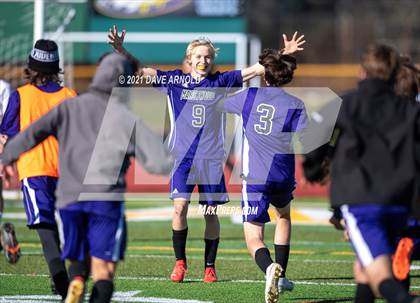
<box><xmin>254</xmin><ymin>103</ymin><xmax>275</xmax><ymax>135</ymax></box>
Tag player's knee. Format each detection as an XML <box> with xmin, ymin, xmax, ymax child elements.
<box><xmin>92</xmin><ymin>267</ymin><xmax>113</xmax><ymax>282</ymax></box>
<box><xmin>277</xmin><ymin>212</ymin><xmax>291</xmax><ymax>221</ymax></box>
<box><xmin>275</xmin><ymin>207</ymin><xmax>291</xmax><ymax>220</ymax></box>
<box><xmin>353</xmin><ymin>261</ymin><xmax>369</xmax><ymax>284</ymax></box>
<box><xmin>245</xmin><ymin>234</ymin><xmax>263</xmax><ymax>252</ymax></box>
<box><xmin>91</xmin><ymin>258</ymin><xmax>114</xmax><ymax>282</ymax></box>
<box><xmin>173</xmin><ymin>205</ymin><xmax>187</xmax><ymax>218</ymax></box>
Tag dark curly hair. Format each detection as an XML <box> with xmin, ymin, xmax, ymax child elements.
<box><xmin>24</xmin><ymin>67</ymin><xmax>62</xmax><ymax>85</ymax></box>
<box><xmin>259</xmin><ymin>48</ymin><xmax>297</xmax><ymax>86</ymax></box>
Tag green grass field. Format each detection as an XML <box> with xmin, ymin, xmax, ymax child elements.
<box><xmin>0</xmin><ymin>198</ymin><xmax>419</xmax><ymax>302</ymax></box>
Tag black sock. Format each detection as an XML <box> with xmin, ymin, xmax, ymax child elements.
<box><xmin>255</xmin><ymin>247</ymin><xmax>274</xmax><ymax>274</ymax></box>
<box><xmin>172</xmin><ymin>228</ymin><xmax>188</xmax><ymax>261</ymax></box>
<box><xmin>69</xmin><ymin>260</ymin><xmax>90</xmax><ymax>281</ymax></box>
<box><xmin>355</xmin><ymin>283</ymin><xmax>375</xmax><ymax>303</ymax></box>
<box><xmin>89</xmin><ymin>280</ymin><xmax>114</xmax><ymax>303</ymax></box>
<box><xmin>401</xmin><ymin>276</ymin><xmax>411</xmax><ymax>292</ymax></box>
<box><xmin>37</xmin><ymin>228</ymin><xmax>68</xmax><ymax>299</ymax></box>
<box><xmin>50</xmin><ymin>263</ymin><xmax>69</xmax><ymax>300</ymax></box>
<box><xmin>204</xmin><ymin>238</ymin><xmax>219</xmax><ymax>268</ymax></box>
<box><xmin>274</xmin><ymin>244</ymin><xmax>290</xmax><ymax>277</ymax></box>
<box><xmin>378</xmin><ymin>278</ymin><xmax>414</xmax><ymax>303</ymax></box>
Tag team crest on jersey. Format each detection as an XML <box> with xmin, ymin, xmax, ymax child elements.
<box><xmin>180</xmin><ymin>89</ymin><xmax>216</xmax><ymax>101</ymax></box>
<box><xmin>94</xmin><ymin>0</ymin><xmax>191</xmax><ymax>19</ymax></box>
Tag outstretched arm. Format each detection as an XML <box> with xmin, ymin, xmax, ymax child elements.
<box><xmin>241</xmin><ymin>31</ymin><xmax>305</xmax><ymax>82</ymax></box>
<box><xmin>107</xmin><ymin>25</ymin><xmax>157</xmax><ymax>78</ymax></box>
<box><xmin>133</xmin><ymin>119</ymin><xmax>173</xmax><ymax>175</ymax></box>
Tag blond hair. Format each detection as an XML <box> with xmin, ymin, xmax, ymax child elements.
<box><xmin>185</xmin><ymin>37</ymin><xmax>219</xmax><ymax>60</ymax></box>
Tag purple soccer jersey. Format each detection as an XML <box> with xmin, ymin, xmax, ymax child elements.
<box><xmin>223</xmin><ymin>87</ymin><xmax>307</xmax><ymax>184</ymax></box>
<box><xmin>154</xmin><ymin>69</ymin><xmax>243</xmax><ymax>160</ymax></box>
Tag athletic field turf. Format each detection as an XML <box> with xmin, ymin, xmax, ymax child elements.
<box><xmin>1</xmin><ymin>197</ymin><xmax>419</xmax><ymax>302</ymax></box>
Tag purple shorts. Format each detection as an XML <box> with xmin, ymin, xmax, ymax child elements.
<box><xmin>59</xmin><ymin>201</ymin><xmax>126</xmax><ymax>262</ymax></box>
<box><xmin>241</xmin><ymin>180</ymin><xmax>294</xmax><ymax>224</ymax></box>
<box><xmin>170</xmin><ymin>158</ymin><xmax>229</xmax><ymax>205</ymax></box>
<box><xmin>21</xmin><ymin>176</ymin><xmax>58</xmax><ymax>228</ymax></box>
<box><xmin>341</xmin><ymin>204</ymin><xmax>409</xmax><ymax>267</ymax></box>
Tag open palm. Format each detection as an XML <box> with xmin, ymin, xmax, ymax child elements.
<box><xmin>282</xmin><ymin>32</ymin><xmax>305</xmax><ymax>55</ymax></box>
<box><xmin>107</xmin><ymin>25</ymin><xmax>126</xmax><ymax>53</ymax></box>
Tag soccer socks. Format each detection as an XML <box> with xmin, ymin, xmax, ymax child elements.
<box><xmin>354</xmin><ymin>283</ymin><xmax>375</xmax><ymax>303</ymax></box>
<box><xmin>89</xmin><ymin>280</ymin><xmax>114</xmax><ymax>303</ymax></box>
<box><xmin>378</xmin><ymin>278</ymin><xmax>415</xmax><ymax>303</ymax></box>
<box><xmin>255</xmin><ymin>247</ymin><xmax>274</xmax><ymax>274</ymax></box>
<box><xmin>274</xmin><ymin>244</ymin><xmax>290</xmax><ymax>277</ymax></box>
<box><xmin>37</xmin><ymin>227</ymin><xmax>69</xmax><ymax>299</ymax></box>
<box><xmin>69</xmin><ymin>260</ymin><xmax>90</xmax><ymax>281</ymax></box>
<box><xmin>401</xmin><ymin>276</ymin><xmax>411</xmax><ymax>292</ymax></box>
<box><xmin>204</xmin><ymin>238</ymin><xmax>219</xmax><ymax>268</ymax></box>
<box><xmin>49</xmin><ymin>258</ymin><xmax>69</xmax><ymax>299</ymax></box>
<box><xmin>172</xmin><ymin>228</ymin><xmax>188</xmax><ymax>261</ymax></box>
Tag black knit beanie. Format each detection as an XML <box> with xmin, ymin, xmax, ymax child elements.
<box><xmin>28</xmin><ymin>39</ymin><xmax>60</xmax><ymax>74</ymax></box>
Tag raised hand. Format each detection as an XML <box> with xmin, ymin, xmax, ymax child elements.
<box><xmin>281</xmin><ymin>31</ymin><xmax>305</xmax><ymax>55</ymax></box>
<box><xmin>107</xmin><ymin>25</ymin><xmax>126</xmax><ymax>53</ymax></box>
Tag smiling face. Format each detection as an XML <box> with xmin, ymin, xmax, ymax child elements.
<box><xmin>189</xmin><ymin>45</ymin><xmax>214</xmax><ymax>78</ymax></box>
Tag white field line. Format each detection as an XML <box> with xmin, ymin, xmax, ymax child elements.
<box><xmin>0</xmin><ymin>291</ymin><xmax>212</xmax><ymax>303</ymax></box>
<box><xmin>1</xmin><ymin>272</ymin><xmax>420</xmax><ymax>289</ymax></box>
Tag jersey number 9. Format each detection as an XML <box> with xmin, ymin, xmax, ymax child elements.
<box><xmin>192</xmin><ymin>104</ymin><xmax>206</xmax><ymax>128</ymax></box>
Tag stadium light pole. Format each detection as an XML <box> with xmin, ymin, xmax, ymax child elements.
<box><xmin>33</xmin><ymin>0</ymin><xmax>45</xmax><ymax>43</ymax></box>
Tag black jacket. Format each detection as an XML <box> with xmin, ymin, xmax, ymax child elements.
<box><xmin>330</xmin><ymin>78</ymin><xmax>420</xmax><ymax>211</ymax></box>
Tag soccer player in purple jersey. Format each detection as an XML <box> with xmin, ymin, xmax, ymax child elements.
<box><xmin>108</xmin><ymin>27</ymin><xmax>305</xmax><ymax>283</ymax></box>
<box><xmin>219</xmin><ymin>50</ymin><xmax>305</xmax><ymax>303</ymax></box>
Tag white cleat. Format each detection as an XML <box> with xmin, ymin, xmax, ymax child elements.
<box><xmin>265</xmin><ymin>263</ymin><xmax>282</xmax><ymax>303</ymax></box>
<box><xmin>278</xmin><ymin>277</ymin><xmax>294</xmax><ymax>293</ymax></box>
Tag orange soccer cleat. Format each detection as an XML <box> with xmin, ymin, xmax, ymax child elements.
<box><xmin>203</xmin><ymin>267</ymin><xmax>218</xmax><ymax>283</ymax></box>
<box><xmin>170</xmin><ymin>259</ymin><xmax>187</xmax><ymax>283</ymax></box>
<box><xmin>393</xmin><ymin>237</ymin><xmax>414</xmax><ymax>281</ymax></box>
